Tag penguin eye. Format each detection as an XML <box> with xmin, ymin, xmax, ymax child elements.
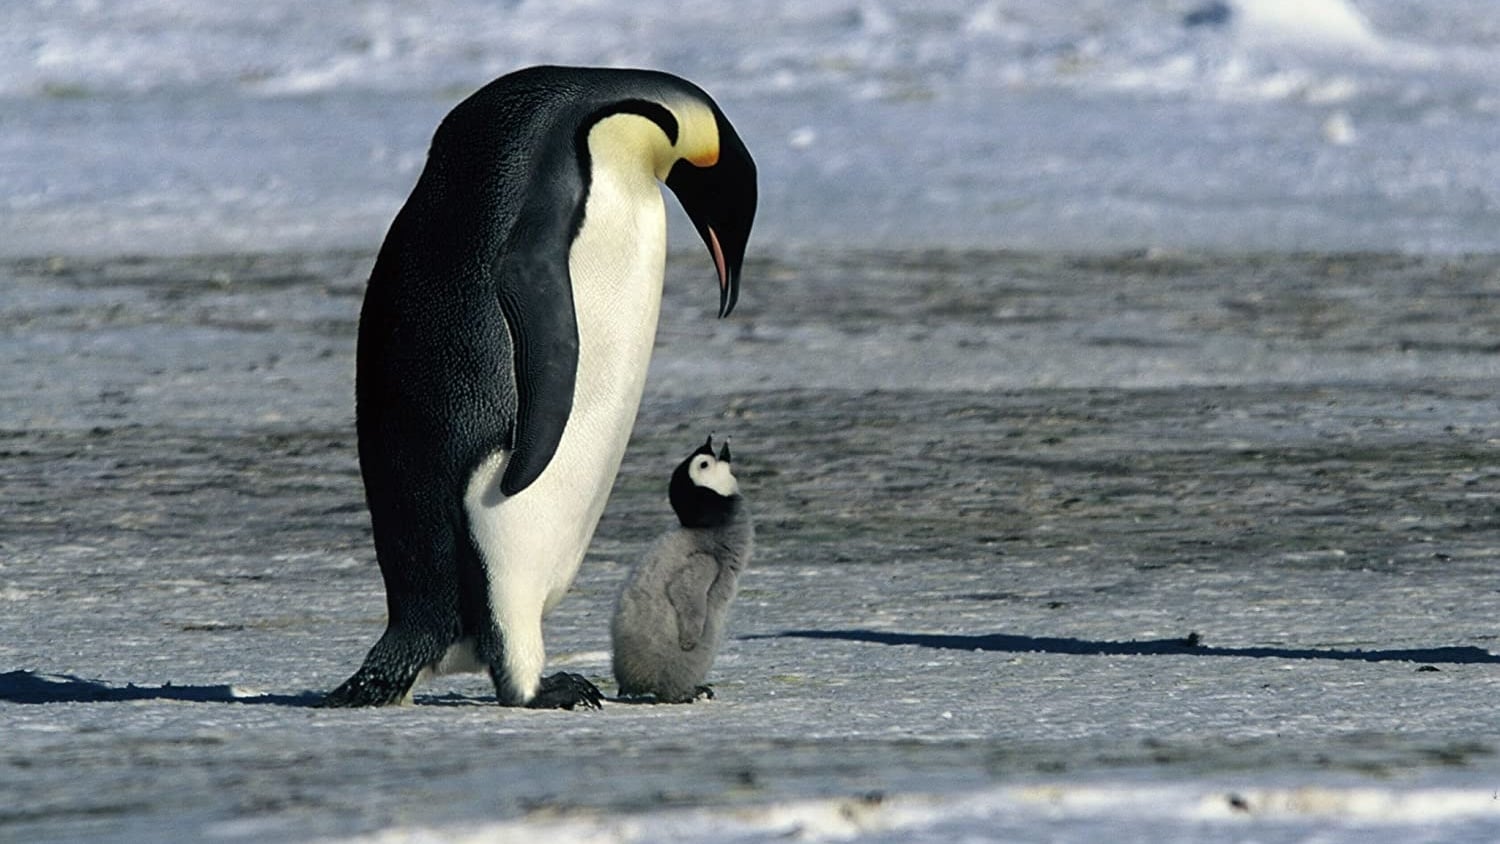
<box><xmin>695</xmin><ymin>458</ymin><xmax>711</xmax><ymax>471</ymax></box>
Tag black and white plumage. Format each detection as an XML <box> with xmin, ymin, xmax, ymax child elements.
<box><xmin>612</xmin><ymin>436</ymin><xmax>754</xmax><ymax>703</ymax></box>
<box><xmin>323</xmin><ymin>66</ymin><xmax>757</xmax><ymax>710</ymax></box>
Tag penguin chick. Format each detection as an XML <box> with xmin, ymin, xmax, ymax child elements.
<box><xmin>612</xmin><ymin>436</ymin><xmax>754</xmax><ymax>703</ymax></box>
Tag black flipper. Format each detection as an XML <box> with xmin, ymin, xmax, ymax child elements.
<box><xmin>492</xmin><ymin>186</ymin><xmax>580</xmax><ymax>498</ymax></box>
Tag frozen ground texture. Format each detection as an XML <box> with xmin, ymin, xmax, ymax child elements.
<box><xmin>5</xmin><ymin>1</ymin><xmax>1500</xmax><ymax>841</ymax></box>
<box><xmin>3</xmin><ymin>0</ymin><xmax>1500</xmax><ymax>255</ymax></box>
<box><xmin>3</xmin><ymin>250</ymin><xmax>1500</xmax><ymax>842</ymax></box>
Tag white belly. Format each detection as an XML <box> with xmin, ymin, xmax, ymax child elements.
<box><xmin>461</xmin><ymin>153</ymin><xmax>668</xmax><ymax>695</ymax></box>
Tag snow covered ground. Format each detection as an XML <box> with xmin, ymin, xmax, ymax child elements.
<box><xmin>3</xmin><ymin>0</ymin><xmax>1500</xmax><ymax>255</ymax></box>
<box><xmin>4</xmin><ymin>250</ymin><xmax>1500</xmax><ymax>841</ymax></box>
<box><xmin>4</xmin><ymin>1</ymin><xmax>1500</xmax><ymax>841</ymax></box>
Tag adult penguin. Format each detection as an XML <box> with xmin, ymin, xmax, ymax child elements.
<box><xmin>323</xmin><ymin>66</ymin><xmax>757</xmax><ymax>709</ymax></box>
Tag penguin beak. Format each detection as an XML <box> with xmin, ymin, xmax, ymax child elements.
<box><xmin>717</xmin><ymin>440</ymin><xmax>732</xmax><ymax>464</ymax></box>
<box><xmin>666</xmin><ymin>113</ymin><xmax>757</xmax><ymax>319</ymax></box>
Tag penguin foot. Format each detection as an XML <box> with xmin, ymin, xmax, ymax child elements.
<box><xmin>611</xmin><ymin>692</ymin><xmax>656</xmax><ymax>704</ymax></box>
<box><xmin>321</xmin><ymin>627</ymin><xmax>444</xmax><ymax>707</ymax></box>
<box><xmin>609</xmin><ymin>685</ymin><xmax>715</xmax><ymax>705</ymax></box>
<box><xmin>526</xmin><ymin>672</ymin><xmax>604</xmax><ymax>710</ymax></box>
<box><xmin>320</xmin><ymin>671</ymin><xmax>414</xmax><ymax>708</ymax></box>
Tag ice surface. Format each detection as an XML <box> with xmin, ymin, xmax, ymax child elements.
<box><xmin>4</xmin><ymin>252</ymin><xmax>1500</xmax><ymax>841</ymax></box>
<box><xmin>3</xmin><ymin>1</ymin><xmax>1500</xmax><ymax>256</ymax></box>
<box><xmin>5</xmin><ymin>2</ymin><xmax>1500</xmax><ymax>841</ymax></box>
<box><xmin>330</xmin><ymin>784</ymin><xmax>1500</xmax><ymax>843</ymax></box>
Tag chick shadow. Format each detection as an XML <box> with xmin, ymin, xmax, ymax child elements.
<box><xmin>759</xmin><ymin>630</ymin><xmax>1500</xmax><ymax>665</ymax></box>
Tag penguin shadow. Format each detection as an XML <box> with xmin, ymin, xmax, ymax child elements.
<box><xmin>0</xmin><ymin>671</ymin><xmax>585</xmax><ymax>708</ymax></box>
<box><xmin>756</xmin><ymin>630</ymin><xmax>1500</xmax><ymax>666</ymax></box>
<box><xmin>0</xmin><ymin>670</ymin><xmax>324</xmax><ymax>707</ymax></box>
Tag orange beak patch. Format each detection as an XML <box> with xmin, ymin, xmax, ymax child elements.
<box><xmin>709</xmin><ymin>226</ymin><xmax>728</xmax><ymax>297</ymax></box>
<box><xmin>687</xmin><ymin>146</ymin><xmax>720</xmax><ymax>168</ymax></box>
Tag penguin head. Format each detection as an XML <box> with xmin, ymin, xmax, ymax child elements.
<box><xmin>444</xmin><ymin>67</ymin><xmax>756</xmax><ymax>320</ymax></box>
<box><xmin>669</xmin><ymin>435</ymin><xmax>740</xmax><ymax>528</ymax></box>
<box><xmin>661</xmin><ymin>102</ymin><xmax>757</xmax><ymax>320</ymax></box>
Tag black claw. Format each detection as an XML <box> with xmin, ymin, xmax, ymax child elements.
<box><xmin>527</xmin><ymin>672</ymin><xmax>604</xmax><ymax>710</ymax></box>
<box><xmin>320</xmin><ymin>672</ymin><xmax>414</xmax><ymax>708</ymax></box>
<box><xmin>320</xmin><ymin>683</ymin><xmax>402</xmax><ymax>708</ymax></box>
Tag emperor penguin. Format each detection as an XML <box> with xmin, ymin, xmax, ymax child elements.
<box><xmin>612</xmin><ymin>436</ymin><xmax>754</xmax><ymax>703</ymax></box>
<box><xmin>323</xmin><ymin>66</ymin><xmax>757</xmax><ymax>710</ymax></box>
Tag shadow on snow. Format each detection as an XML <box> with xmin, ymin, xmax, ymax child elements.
<box><xmin>9</xmin><ymin>629</ymin><xmax>1494</xmax><ymax>706</ymax></box>
<box><xmin>0</xmin><ymin>670</ymin><xmax>506</xmax><ymax>707</ymax></box>
<box><xmin>0</xmin><ymin>670</ymin><xmax>325</xmax><ymax>706</ymax></box>
<box><xmin>762</xmin><ymin>630</ymin><xmax>1500</xmax><ymax>665</ymax></box>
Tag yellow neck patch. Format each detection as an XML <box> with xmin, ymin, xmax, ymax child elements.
<box><xmin>673</xmin><ymin>100</ymin><xmax>721</xmax><ymax>169</ymax></box>
<box><xmin>583</xmin><ymin>99</ymin><xmax>722</xmax><ymax>182</ymax></box>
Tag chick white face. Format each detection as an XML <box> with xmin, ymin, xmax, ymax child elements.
<box><xmin>688</xmin><ymin>452</ymin><xmax>738</xmax><ymax>498</ymax></box>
